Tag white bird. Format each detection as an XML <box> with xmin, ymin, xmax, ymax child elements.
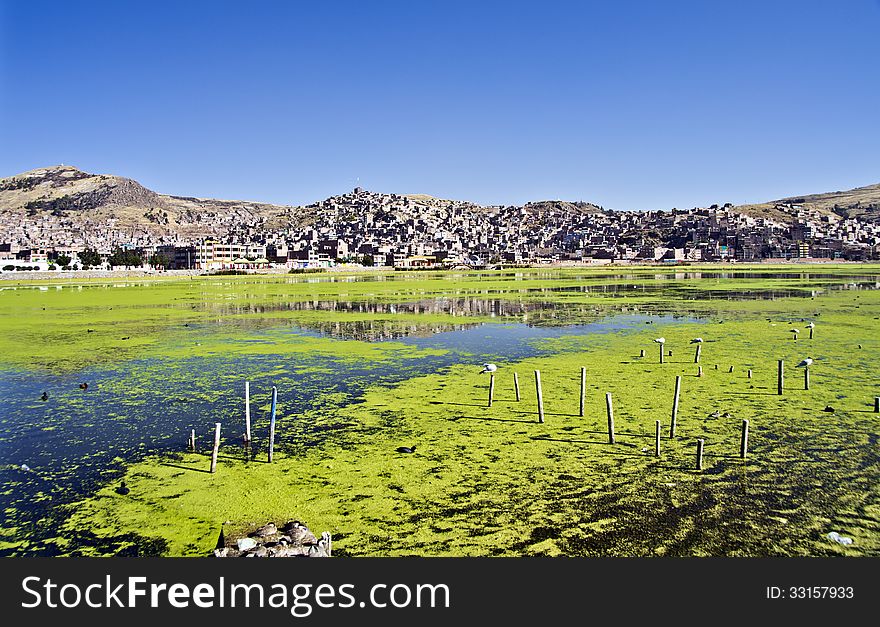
<box><xmin>806</xmin><ymin>322</ymin><xmax>815</xmax><ymax>328</ymax></box>
<box><xmin>654</xmin><ymin>337</ymin><xmax>666</xmax><ymax>344</ymax></box>
<box><xmin>790</xmin><ymin>329</ymin><xmax>800</xmax><ymax>334</ymax></box>
<box><xmin>796</xmin><ymin>358</ymin><xmax>813</xmax><ymax>368</ymax></box>
<box><xmin>480</xmin><ymin>363</ymin><xmax>497</xmax><ymax>374</ymax></box>
<box><xmin>690</xmin><ymin>338</ymin><xmax>704</xmax><ymax>344</ymax></box>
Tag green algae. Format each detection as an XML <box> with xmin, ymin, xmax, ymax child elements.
<box><xmin>2</xmin><ymin>265</ymin><xmax>879</xmax><ymax>556</ymax></box>
<box><xmin>46</xmin><ymin>288</ymin><xmax>880</xmax><ymax>557</ymax></box>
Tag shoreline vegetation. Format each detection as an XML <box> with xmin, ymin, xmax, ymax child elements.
<box><xmin>1</xmin><ymin>264</ymin><xmax>878</xmax><ymax>556</ymax></box>
<box><xmin>0</xmin><ymin>259</ymin><xmax>876</xmax><ymax>282</ymax></box>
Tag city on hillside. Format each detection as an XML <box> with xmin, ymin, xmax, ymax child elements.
<box><xmin>1</xmin><ymin>178</ymin><xmax>879</xmax><ymax>272</ymax></box>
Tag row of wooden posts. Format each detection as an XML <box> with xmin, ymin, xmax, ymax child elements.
<box><xmin>486</xmin><ymin>368</ymin><xmax>751</xmax><ymax>468</ymax></box>
<box><xmin>486</xmin><ymin>357</ymin><xmax>877</xmax><ymax>469</ymax></box>
<box><xmin>188</xmin><ymin>384</ymin><xmax>278</xmax><ymax>473</ymax></box>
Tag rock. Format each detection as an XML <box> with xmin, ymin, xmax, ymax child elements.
<box><xmin>237</xmin><ymin>537</ymin><xmax>258</xmax><ymax>551</ymax></box>
<box><xmin>214</xmin><ymin>548</ymin><xmax>229</xmax><ymax>557</ymax></box>
<box><xmin>827</xmin><ymin>531</ymin><xmax>853</xmax><ymax>546</ymax></box>
<box><xmin>253</xmin><ymin>522</ymin><xmax>278</xmax><ymax>537</ymax></box>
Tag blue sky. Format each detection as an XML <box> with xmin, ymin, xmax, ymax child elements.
<box><xmin>1</xmin><ymin>0</ymin><xmax>878</xmax><ymax>210</ymax></box>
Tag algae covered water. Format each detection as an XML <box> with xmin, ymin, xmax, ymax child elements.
<box><xmin>0</xmin><ymin>265</ymin><xmax>878</xmax><ymax>556</ymax></box>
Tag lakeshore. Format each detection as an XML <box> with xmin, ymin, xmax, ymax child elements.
<box><xmin>1</xmin><ymin>265</ymin><xmax>878</xmax><ymax>556</ymax></box>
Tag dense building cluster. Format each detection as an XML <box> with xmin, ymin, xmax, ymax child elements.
<box><xmin>2</xmin><ymin>186</ymin><xmax>878</xmax><ymax>271</ymax></box>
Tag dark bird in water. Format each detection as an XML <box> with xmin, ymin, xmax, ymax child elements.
<box><xmin>822</xmin><ymin>406</ymin><xmax>835</xmax><ymax>413</ymax></box>
<box><xmin>858</xmin><ymin>344</ymin><xmax>862</xmax><ymax>349</ymax></box>
<box><xmin>121</xmin><ymin>336</ymin><xmax>130</xmax><ymax>340</ymax></box>
<box><xmin>115</xmin><ymin>481</ymin><xmax>130</xmax><ymax>495</ymax></box>
<box><xmin>79</xmin><ymin>382</ymin><xmax>88</xmax><ymax>390</ymax></box>
<box><xmin>86</xmin><ymin>328</ymin><xmax>95</xmax><ymax>333</ymax></box>
<box><xmin>40</xmin><ymin>391</ymin><xmax>48</xmax><ymax>401</ymax></box>
<box><xmin>396</xmin><ymin>445</ymin><xmax>416</xmax><ymax>454</ymax></box>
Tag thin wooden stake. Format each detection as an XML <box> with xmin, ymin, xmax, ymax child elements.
<box><xmin>740</xmin><ymin>419</ymin><xmax>749</xmax><ymax>458</ymax></box>
<box><xmin>244</xmin><ymin>380</ymin><xmax>251</xmax><ymax>442</ymax></box>
<box><xmin>694</xmin><ymin>344</ymin><xmax>701</xmax><ymax>363</ymax></box>
<box><xmin>809</xmin><ymin>327</ymin><xmax>814</xmax><ymax>340</ymax></box>
<box><xmin>268</xmin><ymin>386</ymin><xmax>277</xmax><ymax>463</ymax></box>
<box><xmin>189</xmin><ymin>428</ymin><xmax>196</xmax><ymax>452</ymax></box>
<box><xmin>605</xmin><ymin>392</ymin><xmax>615</xmax><ymax>444</ymax></box>
<box><xmin>659</xmin><ymin>343</ymin><xmax>664</xmax><ymax>364</ymax></box>
<box><xmin>698</xmin><ymin>366</ymin><xmax>703</xmax><ymax>377</ymax></box>
<box><xmin>579</xmin><ymin>367</ymin><xmax>586</xmax><ymax>417</ymax></box>
<box><xmin>514</xmin><ymin>372</ymin><xmax>520</xmax><ymax>402</ymax></box>
<box><xmin>655</xmin><ymin>420</ymin><xmax>661</xmax><ymax>457</ymax></box>
<box><xmin>874</xmin><ymin>397</ymin><xmax>879</xmax><ymax>413</ymax></box>
<box><xmin>671</xmin><ymin>375</ymin><xmax>681</xmax><ymax>438</ymax></box>
<box><xmin>804</xmin><ymin>367</ymin><xmax>810</xmax><ymax>390</ymax></box>
<box><xmin>209</xmin><ymin>422</ymin><xmax>221</xmax><ymax>473</ymax></box>
<box><xmin>488</xmin><ymin>374</ymin><xmax>495</xmax><ymax>407</ymax></box>
<box><xmin>748</xmin><ymin>369</ymin><xmax>752</xmax><ymax>379</ymax></box>
<box><xmin>728</xmin><ymin>365</ymin><xmax>734</xmax><ymax>373</ymax></box>
<box><xmin>640</xmin><ymin>349</ymin><xmax>645</xmax><ymax>358</ymax></box>
<box><xmin>535</xmin><ymin>370</ymin><xmax>544</xmax><ymax>423</ymax></box>
<box><xmin>696</xmin><ymin>438</ymin><xmax>704</xmax><ymax>470</ymax></box>
<box><xmin>777</xmin><ymin>359</ymin><xmax>784</xmax><ymax>395</ymax></box>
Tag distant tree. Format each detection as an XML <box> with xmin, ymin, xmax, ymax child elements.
<box><xmin>79</xmin><ymin>249</ymin><xmax>102</xmax><ymax>268</ymax></box>
<box><xmin>149</xmin><ymin>253</ymin><xmax>171</xmax><ymax>269</ymax></box>
<box><xmin>108</xmin><ymin>248</ymin><xmax>143</xmax><ymax>268</ymax></box>
<box><xmin>2</xmin><ymin>265</ymin><xmax>14</xmax><ymax>271</ymax></box>
<box><xmin>48</xmin><ymin>264</ymin><xmax>57</xmax><ymax>271</ymax></box>
<box><xmin>361</xmin><ymin>254</ymin><xmax>374</xmax><ymax>266</ymax></box>
<box><xmin>71</xmin><ymin>264</ymin><xmax>79</xmax><ymax>271</ymax></box>
<box><xmin>56</xmin><ymin>254</ymin><xmax>72</xmax><ymax>269</ymax></box>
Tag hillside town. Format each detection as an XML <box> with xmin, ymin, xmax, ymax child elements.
<box><xmin>2</xmin><ymin>184</ymin><xmax>879</xmax><ymax>272</ymax></box>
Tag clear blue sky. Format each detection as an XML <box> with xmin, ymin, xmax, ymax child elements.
<box><xmin>1</xmin><ymin>0</ymin><xmax>878</xmax><ymax>210</ymax></box>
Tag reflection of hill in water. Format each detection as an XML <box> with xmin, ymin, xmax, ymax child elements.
<box><xmin>199</xmin><ymin>277</ymin><xmax>878</xmax><ymax>341</ymax></box>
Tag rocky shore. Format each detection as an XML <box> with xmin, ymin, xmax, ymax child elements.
<box><xmin>214</xmin><ymin>520</ymin><xmax>332</xmax><ymax>558</ymax></box>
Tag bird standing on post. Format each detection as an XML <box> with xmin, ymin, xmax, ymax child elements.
<box><xmin>806</xmin><ymin>322</ymin><xmax>815</xmax><ymax>339</ymax></box>
<box><xmin>790</xmin><ymin>329</ymin><xmax>800</xmax><ymax>341</ymax></box>
<box><xmin>480</xmin><ymin>363</ymin><xmax>498</xmax><ymax>374</ymax></box>
<box><xmin>796</xmin><ymin>358</ymin><xmax>813</xmax><ymax>390</ymax></box>
<box><xmin>654</xmin><ymin>337</ymin><xmax>666</xmax><ymax>364</ymax></box>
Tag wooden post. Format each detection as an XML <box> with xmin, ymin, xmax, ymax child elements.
<box><xmin>488</xmin><ymin>374</ymin><xmax>495</xmax><ymax>407</ymax></box>
<box><xmin>514</xmin><ymin>372</ymin><xmax>520</xmax><ymax>402</ymax></box>
<box><xmin>777</xmin><ymin>360</ymin><xmax>784</xmax><ymax>395</ymax></box>
<box><xmin>809</xmin><ymin>327</ymin><xmax>814</xmax><ymax>340</ymax></box>
<box><xmin>659</xmin><ymin>343</ymin><xmax>664</xmax><ymax>364</ymax></box>
<box><xmin>696</xmin><ymin>439</ymin><xmax>704</xmax><ymax>470</ymax></box>
<box><xmin>268</xmin><ymin>386</ymin><xmax>277</xmax><ymax>463</ymax></box>
<box><xmin>668</xmin><ymin>350</ymin><xmax>673</xmax><ymax>357</ymax></box>
<box><xmin>640</xmin><ymin>349</ymin><xmax>645</xmax><ymax>358</ymax></box>
<box><xmin>875</xmin><ymin>397</ymin><xmax>879</xmax><ymax>413</ymax></box>
<box><xmin>209</xmin><ymin>423</ymin><xmax>221</xmax><ymax>473</ymax></box>
<box><xmin>804</xmin><ymin>367</ymin><xmax>809</xmax><ymax>390</ymax></box>
<box><xmin>189</xmin><ymin>429</ymin><xmax>196</xmax><ymax>452</ymax></box>
<box><xmin>728</xmin><ymin>366</ymin><xmax>734</xmax><ymax>373</ymax></box>
<box><xmin>747</xmin><ymin>369</ymin><xmax>752</xmax><ymax>379</ymax></box>
<box><xmin>740</xmin><ymin>419</ymin><xmax>749</xmax><ymax>458</ymax></box>
<box><xmin>244</xmin><ymin>380</ymin><xmax>252</xmax><ymax>443</ymax></box>
<box><xmin>698</xmin><ymin>366</ymin><xmax>703</xmax><ymax>377</ymax></box>
<box><xmin>535</xmin><ymin>370</ymin><xmax>544</xmax><ymax>423</ymax></box>
<box><xmin>655</xmin><ymin>420</ymin><xmax>661</xmax><ymax>457</ymax></box>
<box><xmin>694</xmin><ymin>344</ymin><xmax>701</xmax><ymax>363</ymax></box>
<box><xmin>670</xmin><ymin>375</ymin><xmax>681</xmax><ymax>438</ymax></box>
<box><xmin>579</xmin><ymin>367</ymin><xmax>586</xmax><ymax>417</ymax></box>
<box><xmin>605</xmin><ymin>393</ymin><xmax>615</xmax><ymax>444</ymax></box>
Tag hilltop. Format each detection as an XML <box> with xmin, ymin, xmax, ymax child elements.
<box><xmin>736</xmin><ymin>183</ymin><xmax>880</xmax><ymax>223</ymax></box>
<box><xmin>0</xmin><ymin>165</ymin><xmax>297</xmax><ymax>241</ymax></box>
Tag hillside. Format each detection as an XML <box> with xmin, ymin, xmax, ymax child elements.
<box><xmin>737</xmin><ymin>182</ymin><xmax>880</xmax><ymax>223</ymax></box>
<box><xmin>0</xmin><ymin>165</ymin><xmax>299</xmax><ymax>240</ymax></box>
